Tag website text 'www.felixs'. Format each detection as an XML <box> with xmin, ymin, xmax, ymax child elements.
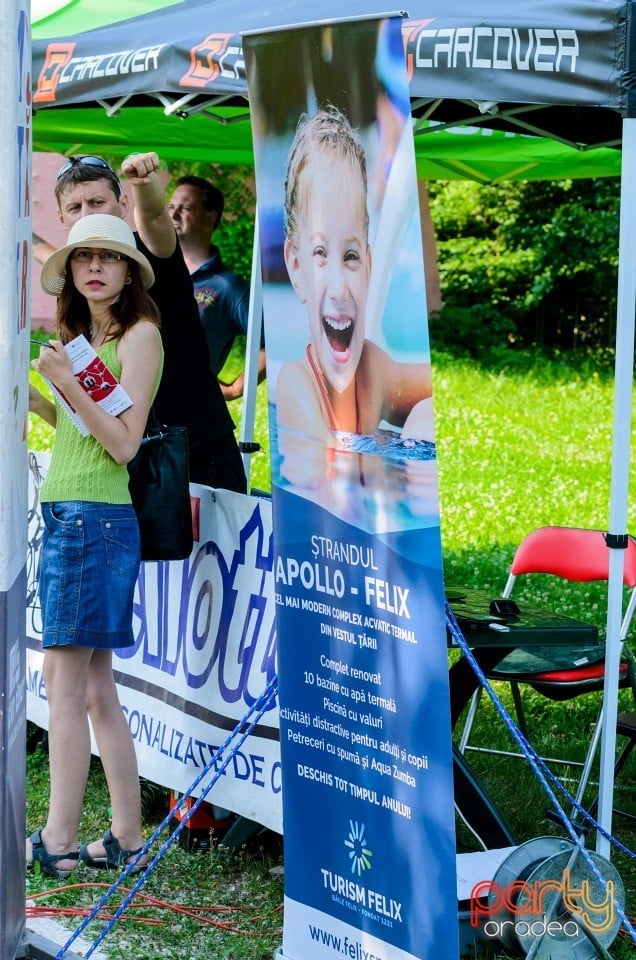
<box><xmin>308</xmin><ymin>925</ymin><xmax>385</xmax><ymax>959</ymax></box>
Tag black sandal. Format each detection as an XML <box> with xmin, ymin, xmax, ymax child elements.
<box><xmin>79</xmin><ymin>829</ymin><xmax>147</xmax><ymax>874</ymax></box>
<box><xmin>28</xmin><ymin>829</ymin><xmax>80</xmax><ymax>879</ymax></box>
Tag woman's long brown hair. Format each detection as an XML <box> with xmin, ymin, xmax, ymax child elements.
<box><xmin>55</xmin><ymin>259</ymin><xmax>160</xmax><ymax>345</ymax></box>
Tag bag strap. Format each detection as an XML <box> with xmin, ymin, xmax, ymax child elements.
<box><xmin>139</xmin><ymin>405</ymin><xmax>168</xmax><ymax>445</ymax></box>
<box><xmin>143</xmin><ymin>404</ymin><xmax>162</xmax><ymax>437</ymax></box>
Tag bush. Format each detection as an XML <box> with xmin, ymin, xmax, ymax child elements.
<box><xmin>428</xmin><ymin>178</ymin><xmax>620</xmax><ymax>355</ymax></box>
<box><xmin>430</xmin><ymin>238</ymin><xmax>532</xmax><ymax>353</ymax></box>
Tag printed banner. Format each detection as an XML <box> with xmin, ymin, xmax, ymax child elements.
<box><xmin>0</xmin><ymin>1</ymin><xmax>30</xmax><ymax>955</ymax></box>
<box><xmin>0</xmin><ymin>0</ymin><xmax>30</xmax><ymax>591</ymax></box>
<box><xmin>32</xmin><ymin>1</ymin><xmax>628</xmax><ymax>112</ymax></box>
<box><xmin>245</xmin><ymin>16</ymin><xmax>458</xmax><ymax>960</ymax></box>
<box><xmin>26</xmin><ymin>455</ymin><xmax>282</xmax><ymax>833</ymax></box>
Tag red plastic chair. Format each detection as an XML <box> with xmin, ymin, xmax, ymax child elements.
<box><xmin>459</xmin><ymin>526</ymin><xmax>636</xmax><ymax>805</ymax></box>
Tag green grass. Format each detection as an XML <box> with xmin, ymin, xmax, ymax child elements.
<box><xmin>26</xmin><ymin>750</ymin><xmax>284</xmax><ymax>960</ymax></box>
<box><xmin>26</xmin><ymin>737</ymin><xmax>284</xmax><ymax>959</ymax></box>
<box><xmin>435</xmin><ymin>349</ymin><xmax>636</xmax><ymax>960</ymax></box>
<box><xmin>26</xmin><ymin>343</ymin><xmax>636</xmax><ymax>958</ymax></box>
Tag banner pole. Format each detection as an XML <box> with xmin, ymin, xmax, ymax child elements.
<box><xmin>239</xmin><ymin>210</ymin><xmax>263</xmax><ymax>485</ymax></box>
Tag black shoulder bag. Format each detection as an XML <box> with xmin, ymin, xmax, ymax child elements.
<box><xmin>127</xmin><ymin>409</ymin><xmax>194</xmax><ymax>562</ymax></box>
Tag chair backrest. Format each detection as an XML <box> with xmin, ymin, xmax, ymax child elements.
<box><xmin>509</xmin><ymin>526</ymin><xmax>636</xmax><ymax>587</ymax></box>
<box><xmin>504</xmin><ymin>526</ymin><xmax>636</xmax><ymax>641</ymax></box>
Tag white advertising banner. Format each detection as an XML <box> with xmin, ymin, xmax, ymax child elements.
<box><xmin>0</xmin><ymin>2</ymin><xmax>30</xmax><ymax>956</ymax></box>
<box><xmin>0</xmin><ymin>0</ymin><xmax>30</xmax><ymax>591</ymax></box>
<box><xmin>26</xmin><ymin>455</ymin><xmax>282</xmax><ymax>833</ymax></box>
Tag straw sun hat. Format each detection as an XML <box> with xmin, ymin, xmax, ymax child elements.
<box><xmin>40</xmin><ymin>214</ymin><xmax>154</xmax><ymax>295</ymax></box>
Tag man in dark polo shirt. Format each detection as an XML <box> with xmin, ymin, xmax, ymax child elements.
<box><xmin>35</xmin><ymin>153</ymin><xmax>247</xmax><ymax>493</ymax></box>
<box><xmin>168</xmin><ymin>174</ymin><xmax>266</xmax><ymax>402</ymax></box>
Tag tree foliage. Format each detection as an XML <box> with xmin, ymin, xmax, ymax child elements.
<box><xmin>427</xmin><ymin>177</ymin><xmax>620</xmax><ymax>357</ymax></box>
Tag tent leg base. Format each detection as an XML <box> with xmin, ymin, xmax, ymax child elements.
<box><xmin>17</xmin><ymin>930</ymin><xmax>84</xmax><ymax>960</ymax></box>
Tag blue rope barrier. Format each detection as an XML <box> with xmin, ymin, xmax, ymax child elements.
<box><xmin>446</xmin><ymin>603</ymin><xmax>636</xmax><ymax>946</ymax></box>
<box><xmin>55</xmin><ymin>676</ymin><xmax>279</xmax><ymax>960</ymax></box>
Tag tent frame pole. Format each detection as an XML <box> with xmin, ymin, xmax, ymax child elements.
<box><xmin>239</xmin><ymin>211</ymin><xmax>263</xmax><ymax>487</ymax></box>
<box><xmin>597</xmin><ymin>115</ymin><xmax>636</xmax><ymax>858</ymax></box>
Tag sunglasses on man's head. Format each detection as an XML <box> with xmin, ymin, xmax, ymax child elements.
<box><xmin>56</xmin><ymin>156</ymin><xmax>121</xmax><ymax>195</ymax></box>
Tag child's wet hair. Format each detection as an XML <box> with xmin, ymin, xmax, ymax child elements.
<box><xmin>284</xmin><ymin>105</ymin><xmax>369</xmax><ymax>248</ymax></box>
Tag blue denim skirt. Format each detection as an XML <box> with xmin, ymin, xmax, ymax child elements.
<box><xmin>39</xmin><ymin>501</ymin><xmax>140</xmax><ymax>649</ymax></box>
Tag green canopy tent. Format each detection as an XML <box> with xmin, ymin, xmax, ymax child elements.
<box><xmin>31</xmin><ymin>106</ymin><xmax>623</xmax><ymax>181</ymax></box>
<box><xmin>31</xmin><ymin>0</ymin><xmax>623</xmax><ymax>180</ymax></box>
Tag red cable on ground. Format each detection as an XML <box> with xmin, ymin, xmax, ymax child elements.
<box><xmin>26</xmin><ymin>882</ymin><xmax>284</xmax><ymax>937</ymax></box>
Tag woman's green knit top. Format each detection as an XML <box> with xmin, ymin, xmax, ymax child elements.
<box><xmin>40</xmin><ymin>337</ymin><xmax>161</xmax><ymax>504</ymax></box>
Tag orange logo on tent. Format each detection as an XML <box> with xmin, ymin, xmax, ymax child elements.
<box><xmin>180</xmin><ymin>33</ymin><xmax>232</xmax><ymax>88</ymax></box>
<box><xmin>34</xmin><ymin>42</ymin><xmax>76</xmax><ymax>104</ymax></box>
<box><xmin>402</xmin><ymin>19</ymin><xmax>435</xmax><ymax>83</ymax></box>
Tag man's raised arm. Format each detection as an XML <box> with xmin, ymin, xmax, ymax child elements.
<box><xmin>120</xmin><ymin>152</ymin><xmax>176</xmax><ymax>259</ymax></box>
<box><xmin>32</xmin><ymin>231</ymin><xmax>56</xmax><ymax>266</ymax></box>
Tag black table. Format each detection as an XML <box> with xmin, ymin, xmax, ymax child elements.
<box><xmin>446</xmin><ymin>588</ymin><xmax>599</xmax><ymax>848</ymax></box>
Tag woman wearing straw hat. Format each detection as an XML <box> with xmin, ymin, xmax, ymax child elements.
<box><xmin>27</xmin><ymin>214</ymin><xmax>163</xmax><ymax>878</ymax></box>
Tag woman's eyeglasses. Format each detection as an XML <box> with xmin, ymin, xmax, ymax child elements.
<box><xmin>70</xmin><ymin>249</ymin><xmax>125</xmax><ymax>264</ymax></box>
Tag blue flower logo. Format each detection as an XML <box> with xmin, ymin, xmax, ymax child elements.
<box><xmin>345</xmin><ymin>821</ymin><xmax>372</xmax><ymax>876</ymax></box>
